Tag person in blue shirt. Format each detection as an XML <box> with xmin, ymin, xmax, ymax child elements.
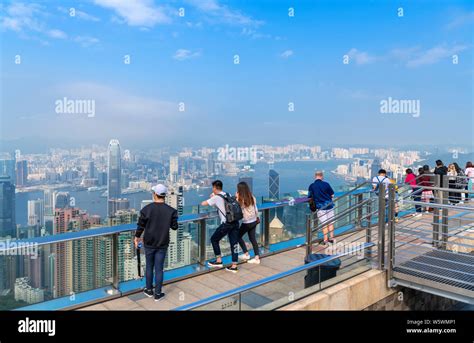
<box><xmin>308</xmin><ymin>171</ymin><xmax>335</xmax><ymax>245</ymax></box>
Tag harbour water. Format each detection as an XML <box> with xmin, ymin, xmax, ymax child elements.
<box><xmin>15</xmin><ymin>160</ymin><xmax>350</xmax><ymax>227</ymax></box>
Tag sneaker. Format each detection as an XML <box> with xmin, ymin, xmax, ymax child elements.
<box><xmin>154</xmin><ymin>293</ymin><xmax>166</xmax><ymax>302</ymax></box>
<box><xmin>239</xmin><ymin>254</ymin><xmax>250</xmax><ymax>261</ymax></box>
<box><xmin>247</xmin><ymin>258</ymin><xmax>260</xmax><ymax>264</ymax></box>
<box><xmin>225</xmin><ymin>265</ymin><xmax>238</xmax><ymax>273</ymax></box>
<box><xmin>143</xmin><ymin>288</ymin><xmax>154</xmax><ymax>298</ymax></box>
<box><xmin>207</xmin><ymin>260</ymin><xmax>223</xmax><ymax>268</ymax></box>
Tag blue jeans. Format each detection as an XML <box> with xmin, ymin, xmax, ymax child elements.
<box><xmin>210</xmin><ymin>222</ymin><xmax>240</xmax><ymax>263</ymax></box>
<box><xmin>145</xmin><ymin>247</ymin><xmax>167</xmax><ymax>294</ymax></box>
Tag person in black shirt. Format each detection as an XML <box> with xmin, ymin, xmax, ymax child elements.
<box><xmin>134</xmin><ymin>184</ymin><xmax>178</xmax><ymax>301</ymax></box>
<box><xmin>434</xmin><ymin>160</ymin><xmax>448</xmax><ymax>188</ymax></box>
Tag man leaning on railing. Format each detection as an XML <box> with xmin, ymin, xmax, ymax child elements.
<box><xmin>308</xmin><ymin>171</ymin><xmax>335</xmax><ymax>246</ymax></box>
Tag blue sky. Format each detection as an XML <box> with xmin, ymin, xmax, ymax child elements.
<box><xmin>1</xmin><ymin>0</ymin><xmax>473</xmax><ymax>151</ymax></box>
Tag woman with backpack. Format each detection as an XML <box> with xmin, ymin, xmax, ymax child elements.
<box><xmin>235</xmin><ymin>181</ymin><xmax>261</xmax><ymax>264</ymax></box>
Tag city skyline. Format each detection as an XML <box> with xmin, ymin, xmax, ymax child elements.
<box><xmin>1</xmin><ymin>0</ymin><xmax>473</xmax><ymax>151</ymax></box>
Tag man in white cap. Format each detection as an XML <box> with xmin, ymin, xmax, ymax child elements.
<box><xmin>135</xmin><ymin>184</ymin><xmax>178</xmax><ymax>301</ymax></box>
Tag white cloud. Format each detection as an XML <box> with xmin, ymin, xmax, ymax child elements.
<box><xmin>47</xmin><ymin>29</ymin><xmax>67</xmax><ymax>39</ymax></box>
<box><xmin>74</xmin><ymin>36</ymin><xmax>100</xmax><ymax>47</ymax></box>
<box><xmin>346</xmin><ymin>48</ymin><xmax>376</xmax><ymax>65</ymax></box>
<box><xmin>1</xmin><ymin>3</ymin><xmax>67</xmax><ymax>41</ymax></box>
<box><xmin>58</xmin><ymin>7</ymin><xmax>100</xmax><ymax>22</ymax></box>
<box><xmin>173</xmin><ymin>49</ymin><xmax>201</xmax><ymax>61</ymax></box>
<box><xmin>445</xmin><ymin>11</ymin><xmax>474</xmax><ymax>30</ymax></box>
<box><xmin>280</xmin><ymin>50</ymin><xmax>294</xmax><ymax>59</ymax></box>
<box><xmin>93</xmin><ymin>0</ymin><xmax>171</xmax><ymax>27</ymax></box>
<box><xmin>185</xmin><ymin>0</ymin><xmax>263</xmax><ymax>27</ymax></box>
<box><xmin>405</xmin><ymin>45</ymin><xmax>467</xmax><ymax>67</ymax></box>
<box><xmin>1</xmin><ymin>3</ymin><xmax>44</xmax><ymax>32</ymax></box>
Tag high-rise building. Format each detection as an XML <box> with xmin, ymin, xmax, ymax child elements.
<box><xmin>0</xmin><ymin>176</ymin><xmax>16</xmax><ymax>238</ymax></box>
<box><xmin>43</xmin><ymin>189</ymin><xmax>55</xmax><ymax>216</ymax></box>
<box><xmin>15</xmin><ymin>160</ymin><xmax>28</xmax><ymax>187</ymax></box>
<box><xmin>107</xmin><ymin>140</ymin><xmax>121</xmax><ymax>216</ymax></box>
<box><xmin>107</xmin><ymin>209</ymin><xmax>139</xmax><ymax>281</ymax></box>
<box><xmin>169</xmin><ymin>155</ymin><xmax>179</xmax><ymax>183</ymax></box>
<box><xmin>55</xmin><ymin>192</ymin><xmax>70</xmax><ymax>209</ymax></box>
<box><xmin>0</xmin><ymin>157</ymin><xmax>16</xmax><ymax>183</ymax></box>
<box><xmin>269</xmin><ymin>169</ymin><xmax>280</xmax><ymax>200</ymax></box>
<box><xmin>165</xmin><ymin>186</ymin><xmax>190</xmax><ymax>269</ymax></box>
<box><xmin>107</xmin><ymin>198</ymin><xmax>130</xmax><ymax>218</ymax></box>
<box><xmin>53</xmin><ymin>207</ymin><xmax>86</xmax><ymax>297</ymax></box>
<box><xmin>239</xmin><ymin>176</ymin><xmax>253</xmax><ymax>193</ymax></box>
<box><xmin>87</xmin><ymin>161</ymin><xmax>96</xmax><ymax>179</ymax></box>
<box><xmin>371</xmin><ymin>159</ymin><xmax>382</xmax><ymax>179</ymax></box>
<box><xmin>27</xmin><ymin>199</ymin><xmax>44</xmax><ymax>228</ymax></box>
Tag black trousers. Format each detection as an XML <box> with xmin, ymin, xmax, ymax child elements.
<box><xmin>238</xmin><ymin>221</ymin><xmax>260</xmax><ymax>257</ymax></box>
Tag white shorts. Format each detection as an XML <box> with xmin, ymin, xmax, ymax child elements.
<box><xmin>317</xmin><ymin>209</ymin><xmax>335</xmax><ymax>224</ymax></box>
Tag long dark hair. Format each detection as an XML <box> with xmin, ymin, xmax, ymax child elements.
<box><xmin>237</xmin><ymin>182</ymin><xmax>254</xmax><ymax>208</ymax></box>
<box><xmin>466</xmin><ymin>161</ymin><xmax>473</xmax><ymax>169</ymax></box>
<box><xmin>453</xmin><ymin>162</ymin><xmax>462</xmax><ymax>174</ymax></box>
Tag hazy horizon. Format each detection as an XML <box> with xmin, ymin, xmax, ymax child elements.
<box><xmin>1</xmin><ymin>0</ymin><xmax>473</xmax><ymax>150</ymax></box>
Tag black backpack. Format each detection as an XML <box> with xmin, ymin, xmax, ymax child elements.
<box><xmin>217</xmin><ymin>193</ymin><xmax>243</xmax><ymax>223</ymax></box>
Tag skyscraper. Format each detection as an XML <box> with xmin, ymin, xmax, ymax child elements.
<box><xmin>107</xmin><ymin>198</ymin><xmax>130</xmax><ymax>218</ymax></box>
<box><xmin>87</xmin><ymin>161</ymin><xmax>96</xmax><ymax>179</ymax></box>
<box><xmin>27</xmin><ymin>199</ymin><xmax>45</xmax><ymax>227</ymax></box>
<box><xmin>15</xmin><ymin>160</ymin><xmax>28</xmax><ymax>187</ymax></box>
<box><xmin>269</xmin><ymin>169</ymin><xmax>280</xmax><ymax>200</ymax></box>
<box><xmin>169</xmin><ymin>155</ymin><xmax>179</xmax><ymax>183</ymax></box>
<box><xmin>165</xmin><ymin>186</ymin><xmax>190</xmax><ymax>269</ymax></box>
<box><xmin>0</xmin><ymin>176</ymin><xmax>16</xmax><ymax>238</ymax></box>
<box><xmin>107</xmin><ymin>140</ymin><xmax>121</xmax><ymax>216</ymax></box>
<box><xmin>371</xmin><ymin>159</ymin><xmax>382</xmax><ymax>179</ymax></box>
<box><xmin>0</xmin><ymin>157</ymin><xmax>16</xmax><ymax>183</ymax></box>
<box><xmin>55</xmin><ymin>192</ymin><xmax>70</xmax><ymax>209</ymax></box>
<box><xmin>43</xmin><ymin>189</ymin><xmax>56</xmax><ymax>216</ymax></box>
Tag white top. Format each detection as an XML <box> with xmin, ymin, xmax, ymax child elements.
<box><xmin>207</xmin><ymin>191</ymin><xmax>227</xmax><ymax>224</ymax></box>
<box><xmin>241</xmin><ymin>196</ymin><xmax>258</xmax><ymax>224</ymax></box>
<box><xmin>465</xmin><ymin>167</ymin><xmax>474</xmax><ymax>179</ymax></box>
<box><xmin>372</xmin><ymin>175</ymin><xmax>391</xmax><ymax>196</ymax></box>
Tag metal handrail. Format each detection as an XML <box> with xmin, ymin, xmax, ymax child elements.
<box><xmin>174</xmin><ymin>241</ymin><xmax>375</xmax><ymax>311</ymax></box>
<box><xmin>0</xmin><ymin>196</ymin><xmax>314</xmax><ymax>252</ymax></box>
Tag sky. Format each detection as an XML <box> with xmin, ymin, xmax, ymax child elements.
<box><xmin>1</xmin><ymin>0</ymin><xmax>473</xmax><ymax>152</ymax></box>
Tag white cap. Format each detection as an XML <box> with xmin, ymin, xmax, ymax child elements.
<box><xmin>151</xmin><ymin>184</ymin><xmax>167</xmax><ymax>196</ymax></box>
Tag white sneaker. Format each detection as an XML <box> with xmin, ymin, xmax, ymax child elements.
<box><xmin>247</xmin><ymin>258</ymin><xmax>260</xmax><ymax>264</ymax></box>
<box><xmin>239</xmin><ymin>254</ymin><xmax>250</xmax><ymax>261</ymax></box>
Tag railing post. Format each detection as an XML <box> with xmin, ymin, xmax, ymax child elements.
<box><xmin>377</xmin><ymin>183</ymin><xmax>386</xmax><ymax>270</ymax></box>
<box><xmin>112</xmin><ymin>233</ymin><xmax>119</xmax><ymax>289</ymax></box>
<box><xmin>387</xmin><ymin>184</ymin><xmax>396</xmax><ymax>284</ymax></box>
<box><xmin>199</xmin><ymin>218</ymin><xmax>207</xmax><ymax>265</ymax></box>
<box><xmin>441</xmin><ymin>175</ymin><xmax>449</xmax><ymax>250</ymax></box>
<box><xmin>305</xmin><ymin>214</ymin><xmax>312</xmax><ymax>258</ymax></box>
<box><xmin>365</xmin><ymin>199</ymin><xmax>372</xmax><ymax>260</ymax></box>
<box><xmin>356</xmin><ymin>193</ymin><xmax>363</xmax><ymax>226</ymax></box>
<box><xmin>432</xmin><ymin>174</ymin><xmax>441</xmax><ymax>247</ymax></box>
<box><xmin>263</xmin><ymin>208</ymin><xmax>270</xmax><ymax>251</ymax></box>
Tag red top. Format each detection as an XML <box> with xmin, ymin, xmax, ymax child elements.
<box><xmin>405</xmin><ymin>173</ymin><xmax>417</xmax><ymax>188</ymax></box>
